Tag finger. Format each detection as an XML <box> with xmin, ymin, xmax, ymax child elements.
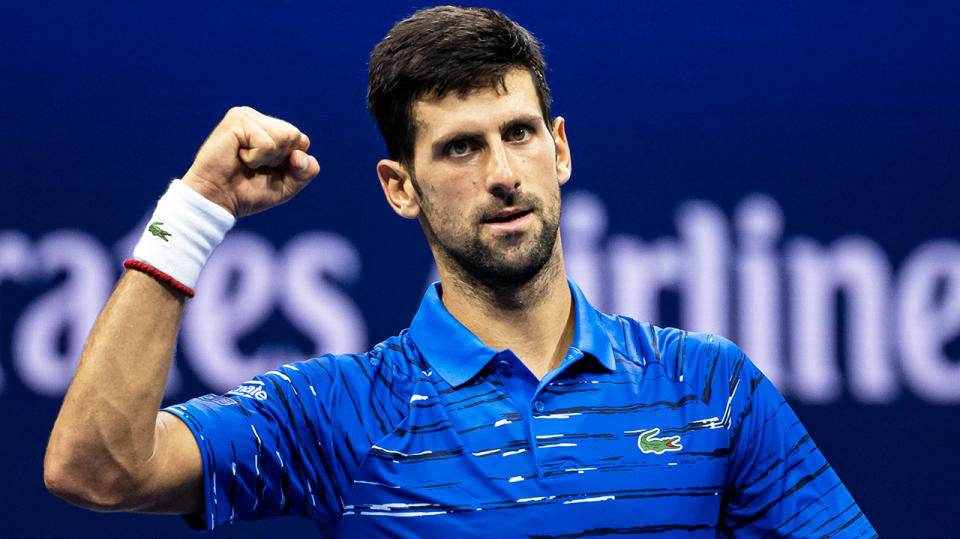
<box><xmin>237</xmin><ymin>121</ymin><xmax>283</xmax><ymax>169</ymax></box>
<box><xmin>288</xmin><ymin>150</ymin><xmax>320</xmax><ymax>181</ymax></box>
<box><xmin>297</xmin><ymin>132</ymin><xmax>310</xmax><ymax>152</ymax></box>
<box><xmin>236</xmin><ymin>111</ymin><xmax>304</xmax><ymax>169</ymax></box>
<box><xmin>258</xmin><ymin>114</ymin><xmax>304</xmax><ymax>157</ymax></box>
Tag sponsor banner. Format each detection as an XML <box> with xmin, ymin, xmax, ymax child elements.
<box><xmin>2</xmin><ymin>192</ymin><xmax>956</xmax><ymax>405</ymax></box>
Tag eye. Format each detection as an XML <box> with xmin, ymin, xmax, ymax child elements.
<box><xmin>505</xmin><ymin>125</ymin><xmax>531</xmax><ymax>142</ymax></box>
<box><xmin>445</xmin><ymin>138</ymin><xmax>475</xmax><ymax>157</ymax></box>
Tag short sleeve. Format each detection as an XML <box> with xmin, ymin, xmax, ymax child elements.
<box><xmin>162</xmin><ymin>360</ymin><xmax>344</xmax><ymax>531</ymax></box>
<box><xmin>717</xmin><ymin>343</ymin><xmax>876</xmax><ymax>537</ymax></box>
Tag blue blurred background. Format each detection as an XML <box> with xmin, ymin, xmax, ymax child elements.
<box><xmin>1</xmin><ymin>1</ymin><xmax>957</xmax><ymax>536</ymax></box>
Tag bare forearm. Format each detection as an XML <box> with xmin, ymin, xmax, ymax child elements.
<box><xmin>45</xmin><ymin>270</ymin><xmax>185</xmax><ymax>508</ymax></box>
<box><xmin>43</xmin><ymin>107</ymin><xmax>318</xmax><ymax>514</ymax></box>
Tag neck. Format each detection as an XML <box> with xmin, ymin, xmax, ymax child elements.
<box><xmin>436</xmin><ymin>238</ymin><xmax>575</xmax><ymax>379</ymax></box>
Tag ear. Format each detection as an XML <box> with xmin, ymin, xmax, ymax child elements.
<box><xmin>377</xmin><ymin>159</ymin><xmax>420</xmax><ymax>219</ymax></box>
<box><xmin>551</xmin><ymin>116</ymin><xmax>572</xmax><ymax>186</ymax></box>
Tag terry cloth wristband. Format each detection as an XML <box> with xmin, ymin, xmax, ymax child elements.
<box><xmin>125</xmin><ymin>179</ymin><xmax>236</xmax><ymax>297</ymax></box>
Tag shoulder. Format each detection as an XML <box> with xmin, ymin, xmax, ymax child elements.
<box><xmin>214</xmin><ymin>333</ymin><xmax>421</xmax><ymax>414</ymax></box>
<box><xmin>603</xmin><ymin>314</ymin><xmax>744</xmax><ymax>373</ymax></box>
<box><xmin>294</xmin><ymin>333</ymin><xmax>423</xmax><ymax>390</ymax></box>
<box><xmin>603</xmin><ymin>314</ymin><xmax>761</xmax><ymax>405</ymax></box>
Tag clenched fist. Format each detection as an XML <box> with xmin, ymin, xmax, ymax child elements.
<box><xmin>181</xmin><ymin>107</ymin><xmax>321</xmax><ymax>217</ymax></box>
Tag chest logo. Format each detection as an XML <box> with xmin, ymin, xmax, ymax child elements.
<box><xmin>637</xmin><ymin>428</ymin><xmax>683</xmax><ymax>454</ymax></box>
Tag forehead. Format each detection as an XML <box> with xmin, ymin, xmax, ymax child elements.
<box><xmin>411</xmin><ymin>69</ymin><xmax>543</xmax><ymax>144</ymax></box>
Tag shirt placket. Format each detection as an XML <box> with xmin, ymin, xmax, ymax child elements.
<box><xmin>494</xmin><ymin>348</ymin><xmax>586</xmax><ymax>481</ymax></box>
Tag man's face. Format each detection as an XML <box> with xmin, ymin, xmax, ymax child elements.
<box><xmin>407</xmin><ymin>69</ymin><xmax>571</xmax><ymax>286</ymax></box>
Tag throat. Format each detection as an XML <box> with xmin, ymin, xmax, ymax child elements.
<box><xmin>437</xmin><ymin>249</ymin><xmax>575</xmax><ymax>379</ymax></box>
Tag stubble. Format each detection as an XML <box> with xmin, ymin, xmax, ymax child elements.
<box><xmin>416</xmin><ymin>178</ymin><xmax>562</xmax><ymax>297</ymax></box>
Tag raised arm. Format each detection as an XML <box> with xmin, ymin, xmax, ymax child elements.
<box><xmin>43</xmin><ymin>106</ymin><xmax>320</xmax><ymax>514</ymax></box>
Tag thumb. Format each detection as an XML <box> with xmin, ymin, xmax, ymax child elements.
<box><xmin>288</xmin><ymin>149</ymin><xmax>321</xmax><ymax>181</ymax></box>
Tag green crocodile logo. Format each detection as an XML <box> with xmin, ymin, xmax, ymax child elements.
<box><xmin>148</xmin><ymin>221</ymin><xmax>171</xmax><ymax>242</ymax></box>
<box><xmin>637</xmin><ymin>428</ymin><xmax>682</xmax><ymax>454</ymax></box>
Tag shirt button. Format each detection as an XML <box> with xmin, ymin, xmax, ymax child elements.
<box><xmin>497</xmin><ymin>359</ymin><xmax>512</xmax><ymax>376</ymax></box>
<box><xmin>534</xmin><ymin>400</ymin><xmax>545</xmax><ymax>413</ymax></box>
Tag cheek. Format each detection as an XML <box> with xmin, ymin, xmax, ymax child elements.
<box><xmin>525</xmin><ymin>144</ymin><xmax>558</xmax><ymax>172</ymax></box>
<box><xmin>530</xmin><ymin>157</ymin><xmax>560</xmax><ymax>184</ymax></box>
<box><xmin>419</xmin><ymin>182</ymin><xmax>472</xmax><ymax>218</ymax></box>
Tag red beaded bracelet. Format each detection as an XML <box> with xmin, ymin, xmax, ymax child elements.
<box><xmin>123</xmin><ymin>259</ymin><xmax>196</xmax><ymax>298</ymax></box>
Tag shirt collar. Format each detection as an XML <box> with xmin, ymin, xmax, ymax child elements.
<box><xmin>407</xmin><ymin>278</ymin><xmax>617</xmax><ymax>387</ymax></box>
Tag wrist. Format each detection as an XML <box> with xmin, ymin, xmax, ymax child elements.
<box><xmin>126</xmin><ymin>179</ymin><xmax>236</xmax><ymax>296</ymax></box>
<box><xmin>180</xmin><ymin>171</ymin><xmax>238</xmax><ymax>216</ymax></box>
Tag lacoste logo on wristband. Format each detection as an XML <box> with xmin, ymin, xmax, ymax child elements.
<box><xmin>148</xmin><ymin>221</ymin><xmax>172</xmax><ymax>242</ymax></box>
<box><xmin>131</xmin><ymin>180</ymin><xmax>235</xmax><ymax>293</ymax></box>
<box><xmin>637</xmin><ymin>428</ymin><xmax>683</xmax><ymax>454</ymax></box>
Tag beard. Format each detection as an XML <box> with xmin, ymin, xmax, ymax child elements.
<box><xmin>417</xmin><ymin>185</ymin><xmax>562</xmax><ymax>289</ymax></box>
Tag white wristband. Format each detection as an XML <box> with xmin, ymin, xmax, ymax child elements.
<box><xmin>130</xmin><ymin>179</ymin><xmax>236</xmax><ymax>292</ymax></box>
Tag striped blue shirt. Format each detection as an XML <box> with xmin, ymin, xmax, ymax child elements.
<box><xmin>164</xmin><ymin>280</ymin><xmax>875</xmax><ymax>537</ymax></box>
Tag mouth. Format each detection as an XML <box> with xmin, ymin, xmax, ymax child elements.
<box><xmin>482</xmin><ymin>208</ymin><xmax>533</xmax><ymax>233</ymax></box>
<box><xmin>482</xmin><ymin>208</ymin><xmax>532</xmax><ymax>224</ymax></box>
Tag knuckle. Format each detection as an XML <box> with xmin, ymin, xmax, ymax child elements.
<box><xmin>226</xmin><ymin>105</ymin><xmax>253</xmax><ymax>119</ymax></box>
<box><xmin>262</xmin><ymin>140</ymin><xmax>279</xmax><ymax>154</ymax></box>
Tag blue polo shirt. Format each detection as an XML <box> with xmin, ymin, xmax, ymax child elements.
<box><xmin>164</xmin><ymin>280</ymin><xmax>875</xmax><ymax>537</ymax></box>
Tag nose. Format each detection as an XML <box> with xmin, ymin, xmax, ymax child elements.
<box><xmin>486</xmin><ymin>140</ymin><xmax>519</xmax><ymax>198</ymax></box>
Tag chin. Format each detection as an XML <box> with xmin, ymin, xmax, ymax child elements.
<box><xmin>458</xmin><ymin>235</ymin><xmax>559</xmax><ymax>287</ymax></box>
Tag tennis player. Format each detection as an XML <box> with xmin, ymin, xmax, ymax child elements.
<box><xmin>45</xmin><ymin>6</ymin><xmax>875</xmax><ymax>537</ymax></box>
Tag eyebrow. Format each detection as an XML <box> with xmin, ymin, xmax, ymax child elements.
<box><xmin>498</xmin><ymin>114</ymin><xmax>543</xmax><ymax>131</ymax></box>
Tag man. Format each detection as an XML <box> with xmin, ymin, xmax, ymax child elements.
<box><xmin>44</xmin><ymin>6</ymin><xmax>875</xmax><ymax>537</ymax></box>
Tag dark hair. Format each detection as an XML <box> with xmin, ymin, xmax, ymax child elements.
<box><xmin>368</xmin><ymin>6</ymin><xmax>551</xmax><ymax>168</ymax></box>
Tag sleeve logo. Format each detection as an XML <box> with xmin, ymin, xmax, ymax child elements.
<box><xmin>227</xmin><ymin>380</ymin><xmax>268</xmax><ymax>401</ymax></box>
<box><xmin>637</xmin><ymin>428</ymin><xmax>683</xmax><ymax>454</ymax></box>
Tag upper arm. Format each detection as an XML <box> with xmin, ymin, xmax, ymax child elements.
<box><xmin>717</xmin><ymin>347</ymin><xmax>874</xmax><ymax>536</ymax></box>
<box><xmin>160</xmin><ymin>361</ymin><xmax>348</xmax><ymax>530</ymax></box>
<box><xmin>131</xmin><ymin>411</ymin><xmax>204</xmax><ymax>515</ymax></box>
<box><xmin>150</xmin><ymin>352</ymin><xmax>405</xmax><ymax>531</ymax></box>
<box><xmin>43</xmin><ymin>407</ymin><xmax>203</xmax><ymax>515</ymax></box>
